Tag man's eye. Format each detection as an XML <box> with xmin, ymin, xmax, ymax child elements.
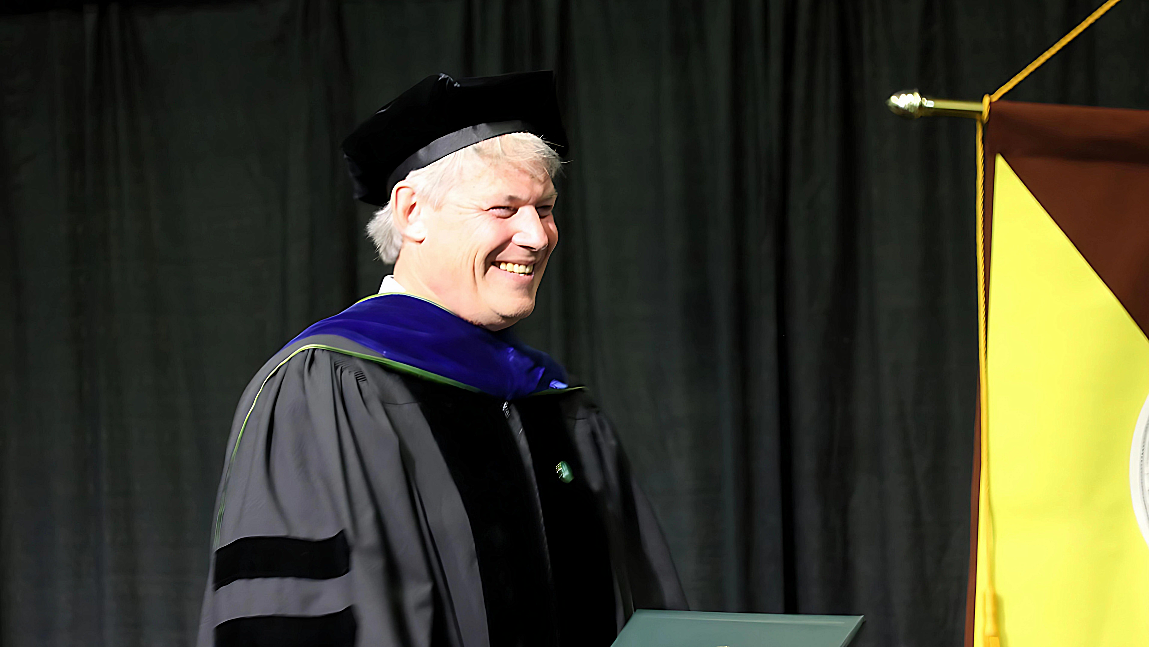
<box><xmin>489</xmin><ymin>206</ymin><xmax>516</xmax><ymax>215</ymax></box>
<box><xmin>538</xmin><ymin>205</ymin><xmax>555</xmax><ymax>215</ymax></box>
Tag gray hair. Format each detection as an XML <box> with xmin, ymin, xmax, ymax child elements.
<box><xmin>366</xmin><ymin>132</ymin><xmax>563</xmax><ymax>263</ymax></box>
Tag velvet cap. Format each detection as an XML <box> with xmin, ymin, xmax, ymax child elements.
<box><xmin>341</xmin><ymin>71</ymin><xmax>569</xmax><ymax>206</ymax></box>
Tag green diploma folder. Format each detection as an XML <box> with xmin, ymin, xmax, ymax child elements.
<box><xmin>611</xmin><ymin>610</ymin><xmax>864</xmax><ymax>647</ymax></box>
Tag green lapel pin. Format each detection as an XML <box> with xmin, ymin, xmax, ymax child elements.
<box><xmin>555</xmin><ymin>461</ymin><xmax>573</xmax><ymax>483</ymax></box>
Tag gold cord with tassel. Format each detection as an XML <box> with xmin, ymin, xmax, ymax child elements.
<box><xmin>973</xmin><ymin>2</ymin><xmax>1123</xmax><ymax>645</ymax></box>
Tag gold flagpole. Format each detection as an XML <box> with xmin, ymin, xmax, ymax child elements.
<box><xmin>887</xmin><ymin>90</ymin><xmax>983</xmax><ymax>119</ymax></box>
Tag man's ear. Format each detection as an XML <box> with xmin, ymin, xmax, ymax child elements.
<box><xmin>392</xmin><ymin>184</ymin><xmax>428</xmax><ymax>242</ymax></box>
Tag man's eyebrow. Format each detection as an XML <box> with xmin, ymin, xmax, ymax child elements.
<box><xmin>500</xmin><ymin>192</ymin><xmax>558</xmax><ymax>203</ymax></box>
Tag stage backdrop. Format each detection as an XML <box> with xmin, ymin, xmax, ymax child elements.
<box><xmin>1</xmin><ymin>1</ymin><xmax>1147</xmax><ymax>646</ymax></box>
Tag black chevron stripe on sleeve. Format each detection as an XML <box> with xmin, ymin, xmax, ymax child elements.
<box><xmin>215</xmin><ymin>607</ymin><xmax>357</xmax><ymax>647</ymax></box>
<box><xmin>213</xmin><ymin>531</ymin><xmax>351</xmax><ymax>590</ymax></box>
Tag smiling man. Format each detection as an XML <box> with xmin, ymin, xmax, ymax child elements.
<box><xmin>196</xmin><ymin>72</ymin><xmax>685</xmax><ymax>647</ymax></box>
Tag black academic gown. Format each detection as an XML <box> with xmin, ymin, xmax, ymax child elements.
<box><xmin>196</xmin><ymin>333</ymin><xmax>687</xmax><ymax>647</ymax></box>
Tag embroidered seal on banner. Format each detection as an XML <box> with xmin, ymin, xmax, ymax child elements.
<box><xmin>1131</xmin><ymin>392</ymin><xmax>1149</xmax><ymax>549</ymax></box>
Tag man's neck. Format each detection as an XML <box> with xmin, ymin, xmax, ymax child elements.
<box><xmin>392</xmin><ymin>258</ymin><xmax>521</xmax><ymax>331</ymax></box>
<box><xmin>392</xmin><ymin>264</ymin><xmax>437</xmax><ymax>302</ymax></box>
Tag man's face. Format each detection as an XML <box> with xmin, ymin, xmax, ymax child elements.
<box><xmin>409</xmin><ymin>159</ymin><xmax>558</xmax><ymax>330</ymax></box>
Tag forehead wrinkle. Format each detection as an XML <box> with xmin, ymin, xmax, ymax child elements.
<box><xmin>460</xmin><ymin>162</ymin><xmax>556</xmax><ymax>207</ymax></box>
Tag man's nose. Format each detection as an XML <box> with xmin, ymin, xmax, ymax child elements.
<box><xmin>511</xmin><ymin>206</ymin><xmax>549</xmax><ymax>251</ymax></box>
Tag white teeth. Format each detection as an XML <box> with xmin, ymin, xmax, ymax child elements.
<box><xmin>498</xmin><ymin>262</ymin><xmax>534</xmax><ymax>275</ymax></box>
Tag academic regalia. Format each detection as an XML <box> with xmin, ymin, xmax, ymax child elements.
<box><xmin>196</xmin><ymin>294</ymin><xmax>687</xmax><ymax>647</ymax></box>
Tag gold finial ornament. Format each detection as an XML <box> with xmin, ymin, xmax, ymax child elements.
<box><xmin>887</xmin><ymin>90</ymin><xmax>925</xmax><ymax>117</ymax></box>
<box><xmin>887</xmin><ymin>90</ymin><xmax>985</xmax><ymax>119</ymax></box>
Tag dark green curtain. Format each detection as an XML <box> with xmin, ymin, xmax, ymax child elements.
<box><xmin>2</xmin><ymin>1</ymin><xmax>1147</xmax><ymax>646</ymax></box>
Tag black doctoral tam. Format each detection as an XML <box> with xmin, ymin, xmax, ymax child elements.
<box><xmin>341</xmin><ymin>70</ymin><xmax>569</xmax><ymax>206</ymax></box>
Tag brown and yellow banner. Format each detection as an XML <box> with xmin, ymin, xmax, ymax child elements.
<box><xmin>972</xmin><ymin>100</ymin><xmax>1149</xmax><ymax>647</ymax></box>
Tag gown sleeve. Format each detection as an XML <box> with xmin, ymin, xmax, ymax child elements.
<box><xmin>568</xmin><ymin>393</ymin><xmax>690</xmax><ymax>617</ymax></box>
<box><xmin>196</xmin><ymin>349</ymin><xmax>439</xmax><ymax>647</ymax></box>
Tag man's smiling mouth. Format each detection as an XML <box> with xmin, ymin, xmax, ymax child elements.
<box><xmin>497</xmin><ymin>262</ymin><xmax>534</xmax><ymax>276</ymax></box>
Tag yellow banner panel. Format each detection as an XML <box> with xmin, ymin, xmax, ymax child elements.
<box><xmin>974</xmin><ymin>155</ymin><xmax>1149</xmax><ymax>647</ymax></box>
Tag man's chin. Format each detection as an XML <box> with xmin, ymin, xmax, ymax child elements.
<box><xmin>488</xmin><ymin>299</ymin><xmax>536</xmax><ymax>328</ymax></box>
